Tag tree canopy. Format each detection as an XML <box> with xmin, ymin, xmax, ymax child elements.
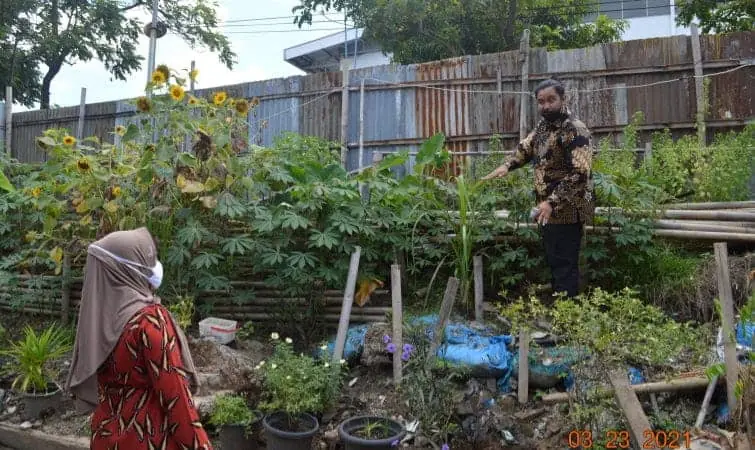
<box><xmin>675</xmin><ymin>0</ymin><xmax>754</xmax><ymax>34</ymax></box>
<box><xmin>293</xmin><ymin>0</ymin><xmax>628</xmax><ymax>65</ymax></box>
<box><xmin>1</xmin><ymin>0</ymin><xmax>235</xmax><ymax>109</ymax></box>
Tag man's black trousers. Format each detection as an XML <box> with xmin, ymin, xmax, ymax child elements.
<box><xmin>541</xmin><ymin>223</ymin><xmax>583</xmax><ymax>298</ymax></box>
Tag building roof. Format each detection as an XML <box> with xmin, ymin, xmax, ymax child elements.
<box><xmin>284</xmin><ymin>28</ymin><xmax>366</xmax><ymax>72</ymax></box>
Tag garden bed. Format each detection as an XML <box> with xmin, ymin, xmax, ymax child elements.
<box><xmin>0</xmin><ymin>308</ymin><xmax>746</xmax><ymax>450</ymax></box>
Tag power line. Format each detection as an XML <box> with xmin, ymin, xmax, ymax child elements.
<box><xmin>221</xmin><ymin>13</ymin><xmax>345</xmax><ymax>24</ymax></box>
<box><xmin>354</xmin><ymin>64</ymin><xmax>752</xmax><ymax>97</ymax></box>
<box><xmin>224</xmin><ymin>28</ymin><xmax>345</xmax><ymax>35</ymax></box>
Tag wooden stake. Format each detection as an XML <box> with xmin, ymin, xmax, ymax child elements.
<box><xmin>518</xmin><ymin>30</ymin><xmax>531</xmax><ymax>140</ymax></box>
<box><xmin>61</xmin><ymin>252</ymin><xmax>71</xmax><ymax>326</ymax></box>
<box><xmin>339</xmin><ymin>60</ymin><xmax>351</xmax><ymax>169</ymax></box>
<box><xmin>609</xmin><ymin>369</ymin><xmax>656</xmax><ymax>448</ymax></box>
<box><xmin>714</xmin><ymin>242</ymin><xmax>739</xmax><ymax>414</ymax></box>
<box><xmin>4</xmin><ymin>86</ymin><xmax>11</xmax><ymax>156</ymax></box>
<box><xmin>518</xmin><ymin>330</ymin><xmax>529</xmax><ymax>404</ymax></box>
<box><xmin>690</xmin><ymin>24</ymin><xmax>706</xmax><ymax>146</ymax></box>
<box><xmin>473</xmin><ymin>255</ymin><xmax>484</xmax><ymax>322</ymax></box>
<box><xmin>390</xmin><ymin>264</ymin><xmax>403</xmax><ymax>386</ymax></box>
<box><xmin>76</xmin><ymin>88</ymin><xmax>87</xmax><ymax>142</ymax></box>
<box><xmin>332</xmin><ymin>246</ymin><xmax>361</xmax><ymax>363</ymax></box>
<box><xmin>427</xmin><ymin>277</ymin><xmax>459</xmax><ymax>368</ymax></box>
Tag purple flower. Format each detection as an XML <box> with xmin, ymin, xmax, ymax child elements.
<box><xmin>402</xmin><ymin>343</ymin><xmax>414</xmax><ymax>354</ymax></box>
<box><xmin>401</xmin><ymin>351</ymin><xmax>411</xmax><ymax>361</ymax></box>
<box><xmin>386</xmin><ymin>343</ymin><xmax>397</xmax><ymax>353</ymax></box>
<box><xmin>391</xmin><ymin>439</ymin><xmax>399</xmax><ymax>447</ymax></box>
<box><xmin>383</xmin><ymin>335</ymin><xmax>392</xmax><ymax>344</ymax></box>
<box><xmin>441</xmin><ymin>444</ymin><xmax>450</xmax><ymax>450</ymax></box>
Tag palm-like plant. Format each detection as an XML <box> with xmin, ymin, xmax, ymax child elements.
<box><xmin>1</xmin><ymin>324</ymin><xmax>72</xmax><ymax>393</ymax></box>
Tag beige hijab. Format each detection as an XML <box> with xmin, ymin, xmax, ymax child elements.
<box><xmin>65</xmin><ymin>227</ymin><xmax>199</xmax><ymax>413</ymax></box>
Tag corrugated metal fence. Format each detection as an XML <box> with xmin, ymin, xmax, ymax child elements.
<box><xmin>6</xmin><ymin>31</ymin><xmax>755</xmax><ymax>167</ymax></box>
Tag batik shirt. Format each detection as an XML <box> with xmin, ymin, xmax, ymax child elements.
<box><xmin>503</xmin><ymin>112</ymin><xmax>595</xmax><ymax>225</ymax></box>
<box><xmin>90</xmin><ymin>304</ymin><xmax>212</xmax><ymax>450</ymax></box>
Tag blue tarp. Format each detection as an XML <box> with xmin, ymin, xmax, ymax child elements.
<box><xmin>318</xmin><ymin>315</ymin><xmax>514</xmax><ymax>390</ymax></box>
<box><xmin>736</xmin><ymin>320</ymin><xmax>754</xmax><ymax>350</ymax></box>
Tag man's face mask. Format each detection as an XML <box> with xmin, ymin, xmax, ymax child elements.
<box><xmin>89</xmin><ymin>244</ymin><xmax>164</xmax><ymax>289</ymax></box>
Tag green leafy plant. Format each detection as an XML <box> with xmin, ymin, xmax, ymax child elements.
<box><xmin>166</xmin><ymin>294</ymin><xmax>195</xmax><ymax>330</ymax></box>
<box><xmin>1</xmin><ymin>324</ymin><xmax>73</xmax><ymax>393</ymax></box>
<box><xmin>257</xmin><ymin>333</ymin><xmax>346</xmax><ymax>417</ymax></box>
<box><xmin>208</xmin><ymin>394</ymin><xmax>257</xmax><ymax>431</ymax></box>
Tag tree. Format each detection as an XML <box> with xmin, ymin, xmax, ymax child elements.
<box><xmin>675</xmin><ymin>0</ymin><xmax>754</xmax><ymax>33</ymax></box>
<box><xmin>293</xmin><ymin>0</ymin><xmax>627</xmax><ymax>65</ymax></box>
<box><xmin>2</xmin><ymin>0</ymin><xmax>236</xmax><ymax>109</ymax></box>
<box><xmin>0</xmin><ymin>0</ymin><xmax>41</xmax><ymax>107</ymax></box>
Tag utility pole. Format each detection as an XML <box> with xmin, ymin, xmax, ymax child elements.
<box><xmin>146</xmin><ymin>0</ymin><xmax>160</xmax><ymax>91</ymax></box>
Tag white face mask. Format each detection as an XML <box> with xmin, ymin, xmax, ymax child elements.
<box><xmin>89</xmin><ymin>244</ymin><xmax>164</xmax><ymax>289</ymax></box>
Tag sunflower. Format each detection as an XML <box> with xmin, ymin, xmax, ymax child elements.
<box><xmin>250</xmin><ymin>97</ymin><xmax>260</xmax><ymax>107</ymax></box>
<box><xmin>114</xmin><ymin>125</ymin><xmax>126</xmax><ymax>136</ymax></box>
<box><xmin>234</xmin><ymin>99</ymin><xmax>250</xmax><ymax>115</ymax></box>
<box><xmin>189</xmin><ymin>68</ymin><xmax>199</xmax><ymax>82</ymax></box>
<box><xmin>169</xmin><ymin>84</ymin><xmax>185</xmax><ymax>102</ymax></box>
<box><xmin>136</xmin><ymin>96</ymin><xmax>152</xmax><ymax>113</ymax></box>
<box><xmin>150</xmin><ymin>70</ymin><xmax>166</xmax><ymax>85</ymax></box>
<box><xmin>77</xmin><ymin>158</ymin><xmax>91</xmax><ymax>171</ymax></box>
<box><xmin>188</xmin><ymin>96</ymin><xmax>199</xmax><ymax>106</ymax></box>
<box><xmin>213</xmin><ymin>91</ymin><xmax>227</xmax><ymax>106</ymax></box>
<box><xmin>156</xmin><ymin>64</ymin><xmax>171</xmax><ymax>82</ymax></box>
<box><xmin>111</xmin><ymin>186</ymin><xmax>122</xmax><ymax>198</ymax></box>
<box><xmin>62</xmin><ymin>135</ymin><xmax>76</xmax><ymax>147</ymax></box>
<box><xmin>30</xmin><ymin>187</ymin><xmax>42</xmax><ymax>198</ymax></box>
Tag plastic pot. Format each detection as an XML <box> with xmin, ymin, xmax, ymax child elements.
<box><xmin>219</xmin><ymin>411</ymin><xmax>263</xmax><ymax>450</ymax></box>
<box><xmin>262</xmin><ymin>412</ymin><xmax>319</xmax><ymax>450</ymax></box>
<box><xmin>18</xmin><ymin>383</ymin><xmax>62</xmax><ymax>420</ymax></box>
<box><xmin>338</xmin><ymin>415</ymin><xmax>406</xmax><ymax>450</ymax></box>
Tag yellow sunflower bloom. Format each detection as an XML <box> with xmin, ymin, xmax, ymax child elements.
<box><xmin>111</xmin><ymin>186</ymin><xmax>122</xmax><ymax>198</ymax></box>
<box><xmin>63</xmin><ymin>135</ymin><xmax>77</xmax><ymax>147</ymax></box>
<box><xmin>30</xmin><ymin>187</ymin><xmax>42</xmax><ymax>198</ymax></box>
<box><xmin>188</xmin><ymin>96</ymin><xmax>199</xmax><ymax>106</ymax></box>
<box><xmin>77</xmin><ymin>158</ymin><xmax>91</xmax><ymax>171</ymax></box>
<box><xmin>213</xmin><ymin>91</ymin><xmax>227</xmax><ymax>106</ymax></box>
<box><xmin>114</xmin><ymin>125</ymin><xmax>126</xmax><ymax>136</ymax></box>
<box><xmin>189</xmin><ymin>68</ymin><xmax>199</xmax><ymax>82</ymax></box>
<box><xmin>169</xmin><ymin>84</ymin><xmax>185</xmax><ymax>102</ymax></box>
<box><xmin>151</xmin><ymin>70</ymin><xmax>166</xmax><ymax>85</ymax></box>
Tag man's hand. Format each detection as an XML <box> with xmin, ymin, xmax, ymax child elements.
<box><xmin>481</xmin><ymin>165</ymin><xmax>508</xmax><ymax>180</ymax></box>
<box><xmin>535</xmin><ymin>200</ymin><xmax>553</xmax><ymax>225</ymax></box>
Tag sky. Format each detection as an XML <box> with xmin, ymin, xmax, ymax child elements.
<box><xmin>30</xmin><ymin>0</ymin><xmax>350</xmax><ymax>111</ymax></box>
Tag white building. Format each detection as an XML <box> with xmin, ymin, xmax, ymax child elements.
<box><xmin>284</xmin><ymin>28</ymin><xmax>391</xmax><ymax>73</ymax></box>
<box><xmin>283</xmin><ymin>1</ymin><xmax>691</xmax><ymax>73</ymax></box>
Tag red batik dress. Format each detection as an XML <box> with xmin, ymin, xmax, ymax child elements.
<box><xmin>90</xmin><ymin>304</ymin><xmax>212</xmax><ymax>450</ymax></box>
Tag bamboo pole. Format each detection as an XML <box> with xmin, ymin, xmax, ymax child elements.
<box><xmin>541</xmin><ymin>376</ymin><xmax>718</xmax><ymax>403</ymax></box>
<box><xmin>333</xmin><ymin>247</ymin><xmax>362</xmax><ymax>363</ymax></box>
<box><xmin>666</xmin><ymin>201</ymin><xmax>755</xmax><ymax>210</ymax></box>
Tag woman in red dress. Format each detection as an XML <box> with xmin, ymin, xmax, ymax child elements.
<box><xmin>66</xmin><ymin>227</ymin><xmax>212</xmax><ymax>450</ymax></box>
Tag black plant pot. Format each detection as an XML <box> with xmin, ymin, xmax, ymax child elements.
<box><xmin>262</xmin><ymin>412</ymin><xmax>319</xmax><ymax>450</ymax></box>
<box><xmin>219</xmin><ymin>411</ymin><xmax>263</xmax><ymax>450</ymax></box>
<box><xmin>338</xmin><ymin>415</ymin><xmax>406</xmax><ymax>450</ymax></box>
<box><xmin>18</xmin><ymin>383</ymin><xmax>62</xmax><ymax>420</ymax></box>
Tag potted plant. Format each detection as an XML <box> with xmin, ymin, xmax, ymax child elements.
<box><xmin>1</xmin><ymin>324</ymin><xmax>72</xmax><ymax>419</ymax></box>
<box><xmin>258</xmin><ymin>332</ymin><xmax>346</xmax><ymax>450</ymax></box>
<box><xmin>338</xmin><ymin>415</ymin><xmax>407</xmax><ymax>450</ymax></box>
<box><xmin>208</xmin><ymin>393</ymin><xmax>262</xmax><ymax>450</ymax></box>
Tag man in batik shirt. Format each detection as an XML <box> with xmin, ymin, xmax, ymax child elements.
<box><xmin>483</xmin><ymin>78</ymin><xmax>595</xmax><ymax>298</ymax></box>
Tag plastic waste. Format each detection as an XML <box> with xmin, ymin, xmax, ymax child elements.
<box><xmin>510</xmin><ymin>346</ymin><xmax>589</xmax><ymax>390</ymax></box>
<box><xmin>316</xmin><ymin>324</ymin><xmax>369</xmax><ymax>361</ymax></box>
<box><xmin>628</xmin><ymin>366</ymin><xmax>645</xmax><ymax>385</ymax></box>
